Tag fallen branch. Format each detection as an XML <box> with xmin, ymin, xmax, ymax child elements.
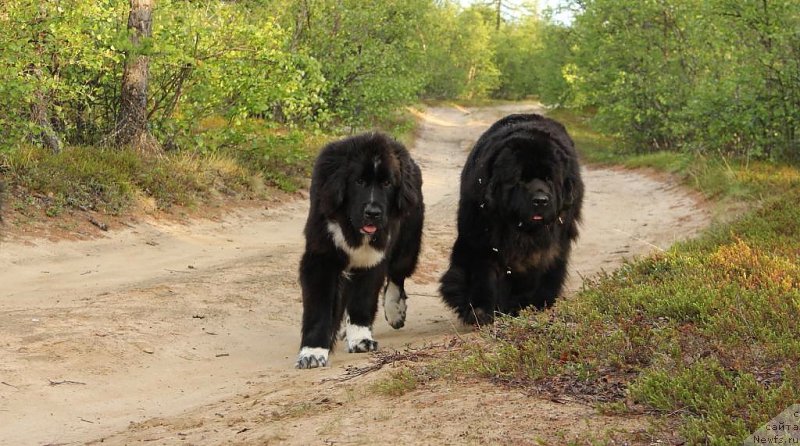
<box><xmin>48</xmin><ymin>379</ymin><xmax>86</xmax><ymax>386</ymax></box>
<box><xmin>409</xmin><ymin>292</ymin><xmax>439</xmax><ymax>298</ymax></box>
<box><xmin>321</xmin><ymin>342</ymin><xmax>457</xmax><ymax>383</ymax></box>
<box><xmin>88</xmin><ymin>217</ymin><xmax>108</xmax><ymax>231</ymax></box>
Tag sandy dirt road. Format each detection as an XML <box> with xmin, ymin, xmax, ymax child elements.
<box><xmin>0</xmin><ymin>104</ymin><xmax>709</xmax><ymax>445</ymax></box>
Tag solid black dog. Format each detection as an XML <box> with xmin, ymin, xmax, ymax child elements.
<box><xmin>440</xmin><ymin>114</ymin><xmax>584</xmax><ymax>325</ymax></box>
<box><xmin>296</xmin><ymin>132</ymin><xmax>424</xmax><ymax>369</ymax></box>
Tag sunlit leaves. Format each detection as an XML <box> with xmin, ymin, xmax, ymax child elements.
<box><xmin>532</xmin><ymin>0</ymin><xmax>800</xmax><ymax>162</ymax></box>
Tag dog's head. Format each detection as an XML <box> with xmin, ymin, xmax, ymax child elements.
<box><xmin>345</xmin><ymin>150</ymin><xmax>398</xmax><ymax>236</ymax></box>
<box><xmin>317</xmin><ymin>133</ymin><xmax>419</xmax><ymax>237</ymax></box>
<box><xmin>485</xmin><ymin>135</ymin><xmax>577</xmax><ymax>232</ymax></box>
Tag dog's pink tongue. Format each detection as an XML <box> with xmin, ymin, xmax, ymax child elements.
<box><xmin>362</xmin><ymin>225</ymin><xmax>377</xmax><ymax>234</ymax></box>
<box><xmin>532</xmin><ymin>215</ymin><xmax>543</xmax><ymax>221</ymax></box>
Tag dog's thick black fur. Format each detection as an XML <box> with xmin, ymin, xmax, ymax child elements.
<box><xmin>296</xmin><ymin>132</ymin><xmax>424</xmax><ymax>369</ymax></box>
<box><xmin>440</xmin><ymin>114</ymin><xmax>584</xmax><ymax>325</ymax></box>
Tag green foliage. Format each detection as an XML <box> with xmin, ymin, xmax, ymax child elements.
<box><xmin>148</xmin><ymin>0</ymin><xmax>329</xmax><ymax>137</ymax></box>
<box><xmin>571</xmin><ymin>0</ymin><xmax>698</xmax><ymax>151</ymax></box>
<box><xmin>1</xmin><ymin>0</ymin><xmax>545</xmax><ymax>217</ymax></box>
<box><xmin>372</xmin><ymin>369</ymin><xmax>420</xmax><ymax>397</ymax></box>
<box><xmin>528</xmin><ymin>0</ymin><xmax>800</xmax><ymax>162</ymax></box>
<box><xmin>529</xmin><ymin>22</ymin><xmax>576</xmax><ymax>106</ymax></box>
<box><xmin>281</xmin><ymin>0</ymin><xmax>431</xmax><ymax>124</ymax></box>
<box><xmin>0</xmin><ymin>0</ymin><xmax>127</xmax><ymax>146</ymax></box>
<box><xmin>491</xmin><ymin>12</ymin><xmax>541</xmax><ymax>99</ymax></box>
<box><xmin>631</xmin><ymin>360</ymin><xmax>799</xmax><ymax>444</ymax></box>
<box><xmin>683</xmin><ymin>0</ymin><xmax>800</xmax><ymax>162</ymax></box>
<box><xmin>1</xmin><ymin>0</ymin><xmax>532</xmax><ymax>152</ymax></box>
<box><xmin>6</xmin><ymin>0</ymin><xmax>798</xmax><ymax>165</ymax></box>
<box><xmin>422</xmin><ymin>4</ymin><xmax>501</xmax><ymax>100</ymax></box>
<box><xmin>199</xmin><ymin>121</ymin><xmax>321</xmax><ymax>192</ymax></box>
<box><xmin>0</xmin><ymin>1</ymin><xmax>418</xmax><ymax>214</ymax></box>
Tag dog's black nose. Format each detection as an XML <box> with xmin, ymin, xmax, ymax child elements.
<box><xmin>364</xmin><ymin>204</ymin><xmax>382</xmax><ymax>219</ymax></box>
<box><xmin>532</xmin><ymin>193</ymin><xmax>549</xmax><ymax>206</ymax></box>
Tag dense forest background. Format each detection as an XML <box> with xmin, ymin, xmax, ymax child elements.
<box><xmin>0</xmin><ymin>0</ymin><xmax>798</xmax><ymax>214</ymax></box>
<box><xmin>3</xmin><ymin>0</ymin><xmax>799</xmax><ymax>158</ymax></box>
<box><xmin>0</xmin><ymin>0</ymin><xmax>516</xmax><ymax>152</ymax></box>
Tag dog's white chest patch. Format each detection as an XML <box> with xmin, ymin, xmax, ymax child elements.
<box><xmin>327</xmin><ymin>221</ymin><xmax>385</xmax><ymax>269</ymax></box>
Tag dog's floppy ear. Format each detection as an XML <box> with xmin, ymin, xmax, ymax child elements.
<box><xmin>482</xmin><ymin>146</ymin><xmax>518</xmax><ymax>209</ymax></box>
<box><xmin>315</xmin><ymin>154</ymin><xmax>349</xmax><ymax>216</ymax></box>
<box><xmin>561</xmin><ymin>176</ymin><xmax>577</xmax><ymax>210</ymax></box>
<box><xmin>393</xmin><ymin>144</ymin><xmax>421</xmax><ymax>214</ymax></box>
<box><xmin>559</xmin><ymin>151</ymin><xmax>582</xmax><ymax>211</ymax></box>
<box><xmin>481</xmin><ymin>154</ymin><xmax>501</xmax><ymax>209</ymax></box>
<box><xmin>482</xmin><ymin>174</ymin><xmax>498</xmax><ymax>209</ymax></box>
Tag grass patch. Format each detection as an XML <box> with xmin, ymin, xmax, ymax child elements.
<box><xmin>2</xmin><ymin>144</ymin><xmax>257</xmax><ymax>216</ymax></box>
<box><xmin>372</xmin><ymin>369</ymin><xmax>420</xmax><ymax>397</ymax></box>
<box><xmin>549</xmin><ymin>107</ymin><xmax>800</xmax><ymax>204</ymax></box>
<box><xmin>368</xmin><ymin>107</ymin><xmax>419</xmax><ymax>147</ymax></box>
<box><xmin>179</xmin><ymin>117</ymin><xmax>328</xmax><ymax>194</ymax></box>
<box><xmin>1</xmin><ymin>108</ymin><xmax>420</xmax><ymax>220</ymax></box>
<box><xmin>455</xmin><ymin>109</ymin><xmax>800</xmax><ymax>444</ymax></box>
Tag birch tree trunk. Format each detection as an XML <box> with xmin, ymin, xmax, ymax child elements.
<box><xmin>116</xmin><ymin>0</ymin><xmax>157</xmax><ymax>152</ymax></box>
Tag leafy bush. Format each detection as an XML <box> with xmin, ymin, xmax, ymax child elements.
<box><xmin>530</xmin><ymin>0</ymin><xmax>800</xmax><ymax>162</ymax></box>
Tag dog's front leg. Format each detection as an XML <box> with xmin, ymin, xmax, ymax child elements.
<box><xmin>342</xmin><ymin>266</ymin><xmax>386</xmax><ymax>353</ymax></box>
<box><xmin>297</xmin><ymin>251</ymin><xmax>345</xmax><ymax>369</ymax></box>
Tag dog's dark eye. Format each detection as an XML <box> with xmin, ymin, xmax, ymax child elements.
<box><xmin>381</xmin><ymin>180</ymin><xmax>392</xmax><ymax>188</ymax></box>
<box><xmin>356</xmin><ymin>179</ymin><xmax>366</xmax><ymax>187</ymax></box>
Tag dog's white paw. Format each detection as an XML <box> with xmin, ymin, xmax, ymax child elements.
<box><xmin>295</xmin><ymin>347</ymin><xmax>329</xmax><ymax>369</ymax></box>
<box><xmin>345</xmin><ymin>324</ymin><xmax>378</xmax><ymax>353</ymax></box>
<box><xmin>383</xmin><ymin>282</ymin><xmax>407</xmax><ymax>329</ymax></box>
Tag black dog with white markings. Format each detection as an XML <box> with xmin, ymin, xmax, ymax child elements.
<box><xmin>296</xmin><ymin>132</ymin><xmax>424</xmax><ymax>369</ymax></box>
<box><xmin>440</xmin><ymin>114</ymin><xmax>584</xmax><ymax>325</ymax></box>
